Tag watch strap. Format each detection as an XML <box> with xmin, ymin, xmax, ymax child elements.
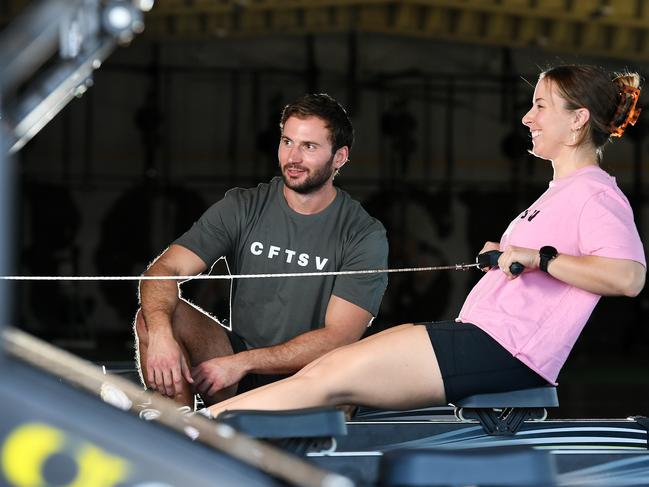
<box><xmin>539</xmin><ymin>246</ymin><xmax>558</xmax><ymax>273</ymax></box>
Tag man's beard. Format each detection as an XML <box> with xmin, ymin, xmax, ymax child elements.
<box><xmin>281</xmin><ymin>156</ymin><xmax>335</xmax><ymax>194</ymax></box>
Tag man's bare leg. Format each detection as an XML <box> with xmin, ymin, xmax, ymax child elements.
<box><xmin>134</xmin><ymin>299</ymin><xmax>237</xmax><ymax>408</ymax></box>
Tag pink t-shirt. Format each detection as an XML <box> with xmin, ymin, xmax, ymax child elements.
<box><xmin>458</xmin><ymin>166</ymin><xmax>646</xmax><ymax>384</ymax></box>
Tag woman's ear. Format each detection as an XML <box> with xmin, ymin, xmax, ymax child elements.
<box><xmin>574</xmin><ymin>107</ymin><xmax>590</xmax><ymax>130</ymax></box>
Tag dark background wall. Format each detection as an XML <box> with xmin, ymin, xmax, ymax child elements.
<box><xmin>4</xmin><ymin>1</ymin><xmax>649</xmax><ymax>418</ymax></box>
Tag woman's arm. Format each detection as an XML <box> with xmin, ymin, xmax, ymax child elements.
<box><xmin>498</xmin><ymin>245</ymin><xmax>646</xmax><ymax>297</ymax></box>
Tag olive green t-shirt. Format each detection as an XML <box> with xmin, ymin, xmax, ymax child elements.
<box><xmin>174</xmin><ymin>177</ymin><xmax>388</xmax><ymax>348</ymax></box>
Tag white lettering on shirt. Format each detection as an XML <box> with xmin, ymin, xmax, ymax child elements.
<box><xmin>248</xmin><ymin>241</ymin><xmax>328</xmax><ymax>270</ymax></box>
<box><xmin>268</xmin><ymin>245</ymin><xmax>280</xmax><ymax>259</ymax></box>
<box><xmin>250</xmin><ymin>242</ymin><xmax>263</xmax><ymax>255</ymax></box>
<box><xmin>315</xmin><ymin>256</ymin><xmax>329</xmax><ymax>270</ymax></box>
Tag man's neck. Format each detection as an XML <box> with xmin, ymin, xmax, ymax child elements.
<box><xmin>283</xmin><ymin>183</ymin><xmax>338</xmax><ymax>215</ymax></box>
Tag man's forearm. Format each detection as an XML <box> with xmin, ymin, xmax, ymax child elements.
<box><xmin>138</xmin><ymin>245</ymin><xmax>210</xmax><ymax>334</ymax></box>
<box><xmin>239</xmin><ymin>327</ymin><xmax>358</xmax><ymax>375</ymax></box>
<box><xmin>139</xmin><ymin>265</ymin><xmax>181</xmax><ymax>334</ymax></box>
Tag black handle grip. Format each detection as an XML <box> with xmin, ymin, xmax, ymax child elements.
<box><xmin>477</xmin><ymin>250</ymin><xmax>524</xmax><ymax>276</ymax></box>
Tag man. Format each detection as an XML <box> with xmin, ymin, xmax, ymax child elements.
<box><xmin>134</xmin><ymin>93</ymin><xmax>389</xmax><ymax>408</ymax></box>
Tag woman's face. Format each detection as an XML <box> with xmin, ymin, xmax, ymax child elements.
<box><xmin>521</xmin><ymin>77</ymin><xmax>576</xmax><ymax>162</ymax></box>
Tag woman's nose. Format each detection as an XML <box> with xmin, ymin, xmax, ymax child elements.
<box><xmin>521</xmin><ymin>110</ymin><xmax>532</xmax><ymax>127</ymax></box>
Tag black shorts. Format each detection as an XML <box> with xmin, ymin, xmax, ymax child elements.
<box><xmin>423</xmin><ymin>320</ymin><xmax>548</xmax><ymax>404</ymax></box>
<box><xmin>227</xmin><ymin>331</ymin><xmax>290</xmax><ymax>394</ymax></box>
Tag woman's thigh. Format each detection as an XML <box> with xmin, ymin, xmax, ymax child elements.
<box><xmin>299</xmin><ymin>323</ymin><xmax>445</xmax><ymax>410</ymax></box>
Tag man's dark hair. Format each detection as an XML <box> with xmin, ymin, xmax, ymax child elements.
<box><xmin>280</xmin><ymin>93</ymin><xmax>354</xmax><ymax>154</ymax></box>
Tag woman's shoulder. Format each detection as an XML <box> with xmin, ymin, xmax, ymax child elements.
<box><xmin>566</xmin><ymin>166</ymin><xmax>625</xmax><ymax>196</ymax></box>
<box><xmin>573</xmin><ymin>167</ymin><xmax>636</xmax><ymax>216</ymax></box>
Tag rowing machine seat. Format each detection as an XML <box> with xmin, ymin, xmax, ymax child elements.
<box><xmin>453</xmin><ymin>386</ymin><xmax>559</xmax><ymax>435</ymax></box>
<box><xmin>216</xmin><ymin>407</ymin><xmax>347</xmax><ymax>454</ymax></box>
<box><xmin>379</xmin><ymin>446</ymin><xmax>558</xmax><ymax>486</ymax></box>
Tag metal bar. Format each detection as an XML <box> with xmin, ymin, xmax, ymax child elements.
<box><xmin>0</xmin><ymin>93</ymin><xmax>14</xmax><ymax>361</ymax></box>
<box><xmin>3</xmin><ymin>327</ymin><xmax>354</xmax><ymax>487</ymax></box>
<box><xmin>0</xmin><ymin>0</ymin><xmax>89</xmax><ymax>91</ymax></box>
<box><xmin>0</xmin><ymin>0</ymin><xmax>154</xmax><ymax>154</ymax></box>
<box><xmin>5</xmin><ymin>37</ymin><xmax>115</xmax><ymax>153</ymax></box>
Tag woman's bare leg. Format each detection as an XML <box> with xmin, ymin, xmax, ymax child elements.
<box><xmin>207</xmin><ymin>323</ymin><xmax>445</xmax><ymax>417</ymax></box>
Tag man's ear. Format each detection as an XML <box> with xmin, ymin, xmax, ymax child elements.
<box><xmin>334</xmin><ymin>146</ymin><xmax>349</xmax><ymax>170</ymax></box>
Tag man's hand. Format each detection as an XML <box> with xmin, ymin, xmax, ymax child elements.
<box><xmin>192</xmin><ymin>354</ymin><xmax>248</xmax><ymax>397</ymax></box>
<box><xmin>139</xmin><ymin>245</ymin><xmax>207</xmax><ymax>399</ymax></box>
<box><xmin>146</xmin><ymin>332</ymin><xmax>193</xmax><ymax>399</ymax></box>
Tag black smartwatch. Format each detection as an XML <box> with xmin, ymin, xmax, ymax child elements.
<box><xmin>539</xmin><ymin>246</ymin><xmax>558</xmax><ymax>273</ymax></box>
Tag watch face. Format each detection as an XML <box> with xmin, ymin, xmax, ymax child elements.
<box><xmin>541</xmin><ymin>246</ymin><xmax>558</xmax><ymax>258</ymax></box>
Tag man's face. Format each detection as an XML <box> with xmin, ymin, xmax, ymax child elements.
<box><xmin>278</xmin><ymin>116</ymin><xmax>341</xmax><ymax>194</ymax></box>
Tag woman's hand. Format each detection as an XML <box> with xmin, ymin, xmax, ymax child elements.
<box><xmin>478</xmin><ymin>241</ymin><xmax>501</xmax><ymax>271</ymax></box>
<box><xmin>498</xmin><ymin>245</ymin><xmax>539</xmax><ymax>279</ymax></box>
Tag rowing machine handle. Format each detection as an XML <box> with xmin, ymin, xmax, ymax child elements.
<box><xmin>477</xmin><ymin>250</ymin><xmax>524</xmax><ymax>276</ymax></box>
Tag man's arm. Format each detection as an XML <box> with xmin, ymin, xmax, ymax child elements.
<box><xmin>242</xmin><ymin>294</ymin><xmax>372</xmax><ymax>374</ymax></box>
<box><xmin>139</xmin><ymin>244</ymin><xmax>207</xmax><ymax>397</ymax></box>
<box><xmin>191</xmin><ymin>295</ymin><xmax>372</xmax><ymax>396</ymax></box>
<box><xmin>140</xmin><ymin>244</ymin><xmax>207</xmax><ymax>330</ymax></box>
<box><xmin>192</xmin><ymin>217</ymin><xmax>389</xmax><ymax>397</ymax></box>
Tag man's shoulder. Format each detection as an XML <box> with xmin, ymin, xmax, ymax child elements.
<box><xmin>336</xmin><ymin>187</ymin><xmax>386</xmax><ymax>232</ymax></box>
<box><xmin>225</xmin><ymin>177</ymin><xmax>280</xmax><ymax>197</ymax></box>
<box><xmin>220</xmin><ymin>177</ymin><xmax>281</xmax><ymax>206</ymax></box>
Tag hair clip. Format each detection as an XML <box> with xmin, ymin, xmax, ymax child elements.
<box><xmin>610</xmin><ymin>85</ymin><xmax>641</xmax><ymax>138</ymax></box>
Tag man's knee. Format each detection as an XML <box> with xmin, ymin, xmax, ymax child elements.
<box><xmin>134</xmin><ymin>300</ymin><xmax>196</xmax><ymax>343</ymax></box>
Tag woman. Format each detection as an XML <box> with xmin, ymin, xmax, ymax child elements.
<box><xmin>206</xmin><ymin>65</ymin><xmax>646</xmax><ymax>417</ymax></box>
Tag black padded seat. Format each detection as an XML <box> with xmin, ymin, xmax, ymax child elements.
<box><xmin>453</xmin><ymin>386</ymin><xmax>559</xmax><ymax>435</ymax></box>
<box><xmin>216</xmin><ymin>406</ymin><xmax>347</xmax><ymax>438</ymax></box>
<box><xmin>453</xmin><ymin>386</ymin><xmax>559</xmax><ymax>408</ymax></box>
<box><xmin>379</xmin><ymin>446</ymin><xmax>558</xmax><ymax>486</ymax></box>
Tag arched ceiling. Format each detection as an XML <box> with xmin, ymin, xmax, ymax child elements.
<box><xmin>144</xmin><ymin>0</ymin><xmax>649</xmax><ymax>62</ymax></box>
<box><xmin>3</xmin><ymin>1</ymin><xmax>649</xmax><ymax>62</ymax></box>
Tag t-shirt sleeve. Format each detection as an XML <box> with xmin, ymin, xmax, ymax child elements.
<box><xmin>173</xmin><ymin>190</ymin><xmax>242</xmax><ymax>266</ymax></box>
<box><xmin>332</xmin><ymin>224</ymin><xmax>389</xmax><ymax>317</ymax></box>
<box><xmin>579</xmin><ymin>190</ymin><xmax>646</xmax><ymax>266</ymax></box>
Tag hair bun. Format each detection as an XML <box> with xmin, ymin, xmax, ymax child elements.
<box><xmin>609</xmin><ymin>83</ymin><xmax>641</xmax><ymax>138</ymax></box>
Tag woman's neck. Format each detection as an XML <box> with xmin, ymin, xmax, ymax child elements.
<box><xmin>552</xmin><ymin>146</ymin><xmax>599</xmax><ymax>179</ymax></box>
